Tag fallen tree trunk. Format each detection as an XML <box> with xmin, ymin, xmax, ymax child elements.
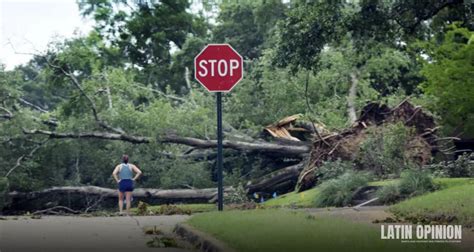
<box><xmin>246</xmin><ymin>163</ymin><xmax>305</xmax><ymax>194</ymax></box>
<box><xmin>22</xmin><ymin>129</ymin><xmax>310</xmax><ymax>157</ymax></box>
<box><xmin>5</xmin><ymin>186</ymin><xmax>234</xmax><ymax>214</ymax></box>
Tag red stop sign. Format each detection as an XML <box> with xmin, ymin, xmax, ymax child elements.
<box><xmin>194</xmin><ymin>44</ymin><xmax>243</xmax><ymax>92</ymax></box>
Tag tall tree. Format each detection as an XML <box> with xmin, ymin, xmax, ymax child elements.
<box><xmin>213</xmin><ymin>1</ymin><xmax>287</xmax><ymax>59</ymax></box>
<box><xmin>419</xmin><ymin>24</ymin><xmax>474</xmax><ymax>137</ymax></box>
<box><xmin>78</xmin><ymin>0</ymin><xmax>207</xmax><ymax>92</ymax></box>
<box><xmin>273</xmin><ymin>0</ymin><xmax>469</xmax><ymax>124</ymax></box>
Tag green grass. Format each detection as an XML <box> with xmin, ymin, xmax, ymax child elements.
<box><xmin>390</xmin><ymin>178</ymin><xmax>474</xmax><ymax>226</ymax></box>
<box><xmin>263</xmin><ymin>178</ymin><xmax>472</xmax><ymax>208</ymax></box>
<box><xmin>188</xmin><ymin>209</ymin><xmax>457</xmax><ymax>252</ymax></box>
<box><xmin>433</xmin><ymin>177</ymin><xmax>473</xmax><ymax>188</ymax></box>
<box><xmin>263</xmin><ymin>180</ymin><xmax>396</xmax><ymax>208</ymax></box>
<box><xmin>262</xmin><ymin>187</ymin><xmax>320</xmax><ymax>208</ymax></box>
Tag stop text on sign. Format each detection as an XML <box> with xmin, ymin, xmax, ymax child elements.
<box><xmin>194</xmin><ymin>44</ymin><xmax>243</xmax><ymax>92</ymax></box>
<box><xmin>197</xmin><ymin>59</ymin><xmax>240</xmax><ymax>77</ymax></box>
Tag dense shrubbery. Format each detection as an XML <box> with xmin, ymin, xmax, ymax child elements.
<box><xmin>398</xmin><ymin>169</ymin><xmax>437</xmax><ymax>196</ymax></box>
<box><xmin>315</xmin><ymin>171</ymin><xmax>371</xmax><ymax>207</ymax></box>
<box><xmin>376</xmin><ymin>183</ymin><xmax>400</xmax><ymax>204</ymax></box>
<box><xmin>377</xmin><ymin>169</ymin><xmax>437</xmax><ymax>204</ymax></box>
<box><xmin>356</xmin><ymin>123</ymin><xmax>415</xmax><ymax>177</ymax></box>
<box><xmin>314</xmin><ymin>158</ymin><xmax>354</xmax><ymax>183</ymax></box>
<box><xmin>427</xmin><ymin>153</ymin><xmax>473</xmax><ymax>178</ymax></box>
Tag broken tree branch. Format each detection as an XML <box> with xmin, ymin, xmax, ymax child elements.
<box><xmin>32</xmin><ymin>206</ymin><xmax>80</xmax><ymax>215</ymax></box>
<box><xmin>0</xmin><ymin>106</ymin><xmax>13</xmax><ymax>120</ymax></box>
<box><xmin>59</xmin><ymin>68</ymin><xmax>125</xmax><ymax>134</ymax></box>
<box><xmin>22</xmin><ymin>129</ymin><xmax>310</xmax><ymax>157</ymax></box>
<box><xmin>132</xmin><ymin>83</ymin><xmax>188</xmax><ymax>103</ymax></box>
<box><xmin>5</xmin><ymin>139</ymin><xmax>48</xmax><ymax>178</ymax></box>
<box><xmin>347</xmin><ymin>71</ymin><xmax>358</xmax><ymax>124</ymax></box>
<box><xmin>19</xmin><ymin>98</ymin><xmax>49</xmax><ymax>113</ymax></box>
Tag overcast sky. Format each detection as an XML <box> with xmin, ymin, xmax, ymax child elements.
<box><xmin>0</xmin><ymin>0</ymin><xmax>93</xmax><ymax>70</ymax></box>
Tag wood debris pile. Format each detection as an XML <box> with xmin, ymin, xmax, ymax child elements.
<box><xmin>296</xmin><ymin>100</ymin><xmax>438</xmax><ymax>191</ymax></box>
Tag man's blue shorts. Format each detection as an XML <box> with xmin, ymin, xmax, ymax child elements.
<box><xmin>119</xmin><ymin>179</ymin><xmax>134</xmax><ymax>192</ymax></box>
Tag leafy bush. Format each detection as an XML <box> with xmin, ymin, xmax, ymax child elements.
<box><xmin>427</xmin><ymin>153</ymin><xmax>473</xmax><ymax>178</ymax></box>
<box><xmin>398</xmin><ymin>169</ymin><xmax>437</xmax><ymax>197</ymax></box>
<box><xmin>314</xmin><ymin>158</ymin><xmax>354</xmax><ymax>183</ymax></box>
<box><xmin>357</xmin><ymin>123</ymin><xmax>414</xmax><ymax>177</ymax></box>
<box><xmin>376</xmin><ymin>183</ymin><xmax>401</xmax><ymax>204</ymax></box>
<box><xmin>224</xmin><ymin>183</ymin><xmax>250</xmax><ymax>204</ymax></box>
<box><xmin>377</xmin><ymin>169</ymin><xmax>437</xmax><ymax>204</ymax></box>
<box><xmin>315</xmin><ymin>171</ymin><xmax>371</xmax><ymax>207</ymax></box>
<box><xmin>0</xmin><ymin>177</ymin><xmax>9</xmax><ymax>211</ymax></box>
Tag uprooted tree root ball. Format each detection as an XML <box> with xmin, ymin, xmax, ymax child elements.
<box><xmin>297</xmin><ymin>100</ymin><xmax>438</xmax><ymax>192</ymax></box>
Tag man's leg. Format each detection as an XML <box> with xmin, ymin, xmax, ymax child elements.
<box><xmin>125</xmin><ymin>191</ymin><xmax>132</xmax><ymax>215</ymax></box>
<box><xmin>118</xmin><ymin>191</ymin><xmax>124</xmax><ymax>214</ymax></box>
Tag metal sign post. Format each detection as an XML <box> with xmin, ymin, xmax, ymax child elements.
<box><xmin>216</xmin><ymin>92</ymin><xmax>223</xmax><ymax>211</ymax></box>
<box><xmin>194</xmin><ymin>44</ymin><xmax>243</xmax><ymax>212</ymax></box>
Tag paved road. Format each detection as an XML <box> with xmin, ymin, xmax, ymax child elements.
<box><xmin>0</xmin><ymin>215</ymin><xmax>194</xmax><ymax>252</ymax></box>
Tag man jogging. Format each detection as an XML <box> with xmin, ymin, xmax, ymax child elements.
<box><xmin>112</xmin><ymin>155</ymin><xmax>142</xmax><ymax>215</ymax></box>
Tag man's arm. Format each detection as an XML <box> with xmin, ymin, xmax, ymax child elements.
<box><xmin>112</xmin><ymin>165</ymin><xmax>120</xmax><ymax>183</ymax></box>
<box><xmin>131</xmin><ymin>165</ymin><xmax>142</xmax><ymax>181</ymax></box>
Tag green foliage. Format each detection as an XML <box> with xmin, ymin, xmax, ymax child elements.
<box><xmin>263</xmin><ymin>187</ymin><xmax>320</xmax><ymax>208</ymax></box>
<box><xmin>1</xmin><ymin>0</ymin><xmax>472</xmax><ymax>206</ymax></box>
<box><xmin>427</xmin><ymin>153</ymin><xmax>474</xmax><ymax>178</ymax></box>
<box><xmin>390</xmin><ymin>180</ymin><xmax>474</xmax><ymax>226</ymax></box>
<box><xmin>376</xmin><ymin>183</ymin><xmax>401</xmax><ymax>204</ymax></box>
<box><xmin>213</xmin><ymin>1</ymin><xmax>286</xmax><ymax>59</ymax></box>
<box><xmin>377</xmin><ymin>169</ymin><xmax>437</xmax><ymax>204</ymax></box>
<box><xmin>224</xmin><ymin>183</ymin><xmax>249</xmax><ymax>204</ymax></box>
<box><xmin>274</xmin><ymin>1</ymin><xmax>347</xmax><ymax>70</ymax></box>
<box><xmin>356</xmin><ymin>123</ymin><xmax>415</xmax><ymax>177</ymax></box>
<box><xmin>226</xmin><ymin>63</ymin><xmax>307</xmax><ymax>127</ymax></box>
<box><xmin>0</xmin><ymin>177</ymin><xmax>9</xmax><ymax>210</ymax></box>
<box><xmin>146</xmin><ymin>236</ymin><xmax>178</xmax><ymax>248</ymax></box>
<box><xmin>315</xmin><ymin>171</ymin><xmax>371</xmax><ymax>207</ymax></box>
<box><xmin>419</xmin><ymin>24</ymin><xmax>474</xmax><ymax>137</ymax></box>
<box><xmin>158</xmin><ymin>158</ymin><xmax>214</xmax><ymax>189</ymax></box>
<box><xmin>314</xmin><ymin>158</ymin><xmax>353</xmax><ymax>183</ymax></box>
<box><xmin>226</xmin><ymin>55</ymin><xmax>349</xmax><ymax>130</ymax></box>
<box><xmin>398</xmin><ymin>169</ymin><xmax>437</xmax><ymax>197</ymax></box>
<box><xmin>79</xmin><ymin>0</ymin><xmax>201</xmax><ymax>91</ymax></box>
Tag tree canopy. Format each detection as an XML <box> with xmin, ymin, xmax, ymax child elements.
<box><xmin>0</xmin><ymin>0</ymin><xmax>472</xmax><ymax>202</ymax></box>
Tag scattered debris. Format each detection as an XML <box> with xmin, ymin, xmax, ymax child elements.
<box><xmin>146</xmin><ymin>236</ymin><xmax>178</xmax><ymax>248</ymax></box>
<box><xmin>32</xmin><ymin>206</ymin><xmax>80</xmax><ymax>216</ymax></box>
<box><xmin>136</xmin><ymin>201</ymin><xmax>150</xmax><ymax>215</ymax></box>
<box><xmin>143</xmin><ymin>226</ymin><xmax>163</xmax><ymax>235</ymax></box>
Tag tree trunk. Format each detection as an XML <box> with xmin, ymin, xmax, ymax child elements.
<box><xmin>347</xmin><ymin>71</ymin><xmax>358</xmax><ymax>124</ymax></box>
<box><xmin>23</xmin><ymin>129</ymin><xmax>311</xmax><ymax>157</ymax></box>
<box><xmin>6</xmin><ymin>186</ymin><xmax>235</xmax><ymax>213</ymax></box>
<box><xmin>246</xmin><ymin>162</ymin><xmax>304</xmax><ymax>194</ymax></box>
